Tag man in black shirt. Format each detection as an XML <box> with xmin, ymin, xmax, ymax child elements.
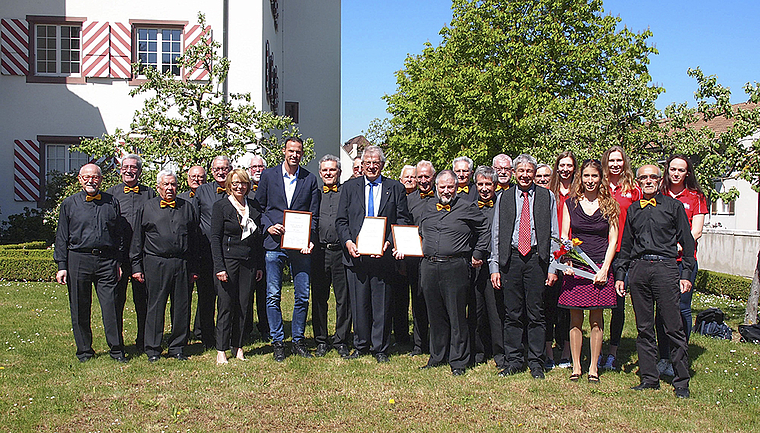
<box><xmin>452</xmin><ymin>156</ymin><xmax>477</xmax><ymax>202</ymax></box>
<box><xmin>107</xmin><ymin>154</ymin><xmax>156</xmax><ymax>352</ymax></box>
<box><xmin>615</xmin><ymin>164</ymin><xmax>695</xmax><ymax>399</ymax></box>
<box><xmin>418</xmin><ymin>170</ymin><xmax>490</xmax><ymax>375</ymax></box>
<box><xmin>131</xmin><ymin>170</ymin><xmax>200</xmax><ymax>362</ymax></box>
<box><xmin>177</xmin><ymin>166</ymin><xmax>206</xmax><ymax>202</ymax></box>
<box><xmin>193</xmin><ymin>156</ymin><xmax>232</xmax><ymax>348</ymax></box>
<box><xmin>55</xmin><ymin>164</ymin><xmax>127</xmax><ymax>363</ymax></box>
<box><xmin>492</xmin><ymin>154</ymin><xmax>513</xmax><ymax>193</ymax></box>
<box><xmin>311</xmin><ymin>155</ymin><xmax>351</xmax><ymax>357</ymax></box>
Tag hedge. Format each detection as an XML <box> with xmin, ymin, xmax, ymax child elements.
<box><xmin>0</xmin><ymin>242</ymin><xmax>55</xmax><ymax>281</ymax></box>
<box><xmin>0</xmin><ymin>241</ymin><xmax>49</xmax><ymax>250</ymax></box>
<box><xmin>695</xmin><ymin>269</ymin><xmax>752</xmax><ymax>301</ymax></box>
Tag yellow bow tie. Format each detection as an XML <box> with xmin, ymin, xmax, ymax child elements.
<box><xmin>420</xmin><ymin>190</ymin><xmax>434</xmax><ymax>198</ymax></box>
<box><xmin>323</xmin><ymin>185</ymin><xmax>338</xmax><ymax>193</ymax></box>
<box><xmin>189</xmin><ymin>191</ymin><xmax>195</xmax><ymax>198</ymax></box>
<box><xmin>85</xmin><ymin>193</ymin><xmax>101</xmax><ymax>202</ymax></box>
<box><xmin>478</xmin><ymin>199</ymin><xmax>493</xmax><ymax>209</ymax></box>
<box><xmin>496</xmin><ymin>185</ymin><xmax>504</xmax><ymax>191</ymax></box>
<box><xmin>217</xmin><ymin>187</ymin><xmax>226</xmax><ymax>194</ymax></box>
<box><xmin>124</xmin><ymin>185</ymin><xmax>139</xmax><ymax>193</ymax></box>
<box><xmin>457</xmin><ymin>185</ymin><xmax>469</xmax><ymax>194</ymax></box>
<box><xmin>436</xmin><ymin>203</ymin><xmax>451</xmax><ymax>212</ymax></box>
<box><xmin>160</xmin><ymin>200</ymin><xmax>176</xmax><ymax>208</ymax></box>
<box><xmin>251</xmin><ymin>184</ymin><xmax>258</xmax><ymax>192</ymax></box>
<box><xmin>640</xmin><ymin>198</ymin><xmax>657</xmax><ymax>208</ymax></box>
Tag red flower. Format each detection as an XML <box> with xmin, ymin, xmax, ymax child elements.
<box><xmin>553</xmin><ymin>245</ymin><xmax>568</xmax><ymax>260</ymax></box>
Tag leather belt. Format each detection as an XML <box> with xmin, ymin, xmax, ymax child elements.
<box><xmin>639</xmin><ymin>254</ymin><xmax>671</xmax><ymax>261</ymax></box>
<box><xmin>425</xmin><ymin>254</ymin><xmax>467</xmax><ymax>262</ymax></box>
<box><xmin>71</xmin><ymin>248</ymin><xmax>115</xmax><ymax>257</ymax></box>
<box><xmin>322</xmin><ymin>243</ymin><xmax>342</xmax><ymax>251</ymax></box>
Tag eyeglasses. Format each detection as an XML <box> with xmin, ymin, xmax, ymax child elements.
<box><xmin>189</xmin><ymin>175</ymin><xmax>205</xmax><ymax>180</ymax></box>
<box><xmin>212</xmin><ymin>166</ymin><xmax>231</xmax><ymax>172</ymax></box>
<box><xmin>637</xmin><ymin>174</ymin><xmax>661</xmax><ymax>181</ymax></box>
<box><xmin>79</xmin><ymin>175</ymin><xmax>102</xmax><ymax>181</ymax></box>
<box><xmin>249</xmin><ymin>165</ymin><xmax>266</xmax><ymax>170</ymax></box>
<box><xmin>363</xmin><ymin>161</ymin><xmax>382</xmax><ymax>167</ymax></box>
<box><xmin>230</xmin><ymin>181</ymin><xmax>247</xmax><ymax>187</ymax></box>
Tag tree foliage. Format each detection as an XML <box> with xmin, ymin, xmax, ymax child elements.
<box><xmin>77</xmin><ymin>12</ymin><xmax>312</xmax><ymax>190</ymax></box>
<box><xmin>384</xmin><ymin>0</ymin><xmax>661</xmax><ymax>173</ymax></box>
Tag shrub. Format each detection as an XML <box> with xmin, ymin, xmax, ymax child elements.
<box><xmin>0</xmin><ymin>207</ymin><xmax>56</xmax><ymax>245</ymax></box>
<box><xmin>694</xmin><ymin>269</ymin><xmax>752</xmax><ymax>300</ymax></box>
<box><xmin>0</xmin><ymin>242</ymin><xmax>55</xmax><ymax>281</ymax></box>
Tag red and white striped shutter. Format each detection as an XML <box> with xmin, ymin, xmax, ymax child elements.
<box><xmin>13</xmin><ymin>140</ymin><xmax>40</xmax><ymax>202</ymax></box>
<box><xmin>81</xmin><ymin>21</ymin><xmax>110</xmax><ymax>78</ymax></box>
<box><xmin>1</xmin><ymin>18</ymin><xmax>29</xmax><ymax>76</ymax></box>
<box><xmin>183</xmin><ymin>24</ymin><xmax>211</xmax><ymax>81</ymax></box>
<box><xmin>109</xmin><ymin>22</ymin><xmax>131</xmax><ymax>78</ymax></box>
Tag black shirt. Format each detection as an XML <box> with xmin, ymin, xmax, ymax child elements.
<box><xmin>318</xmin><ymin>184</ymin><xmax>341</xmax><ymax>244</ymax></box>
<box><xmin>455</xmin><ymin>182</ymin><xmax>478</xmax><ymax>202</ymax></box>
<box><xmin>54</xmin><ymin>190</ymin><xmax>124</xmax><ymax>270</ymax></box>
<box><xmin>177</xmin><ymin>190</ymin><xmax>196</xmax><ymax>203</ymax></box>
<box><xmin>195</xmin><ymin>181</ymin><xmax>228</xmax><ymax>238</ymax></box>
<box><xmin>614</xmin><ymin>193</ymin><xmax>696</xmax><ymax>281</ymax></box>
<box><xmin>130</xmin><ymin>197</ymin><xmax>200</xmax><ymax>273</ymax></box>
<box><xmin>407</xmin><ymin>189</ymin><xmax>436</xmax><ymax>224</ymax></box>
<box><xmin>106</xmin><ymin>182</ymin><xmax>156</xmax><ymax>230</ymax></box>
<box><xmin>419</xmin><ymin>196</ymin><xmax>490</xmax><ymax>260</ymax></box>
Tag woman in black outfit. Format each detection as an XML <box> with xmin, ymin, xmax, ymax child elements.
<box><xmin>211</xmin><ymin>168</ymin><xmax>264</xmax><ymax>364</ymax></box>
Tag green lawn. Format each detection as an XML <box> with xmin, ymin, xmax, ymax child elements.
<box><xmin>1</xmin><ymin>281</ymin><xmax>758</xmax><ymax>432</ymax></box>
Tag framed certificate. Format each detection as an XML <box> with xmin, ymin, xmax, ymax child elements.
<box><xmin>281</xmin><ymin>210</ymin><xmax>312</xmax><ymax>250</ymax></box>
<box><xmin>392</xmin><ymin>225</ymin><xmax>423</xmax><ymax>257</ymax></box>
<box><xmin>356</xmin><ymin>216</ymin><xmax>387</xmax><ymax>256</ymax></box>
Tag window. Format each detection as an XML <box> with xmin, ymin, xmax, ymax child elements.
<box><xmin>35</xmin><ymin>24</ymin><xmax>81</xmax><ymax>76</ymax></box>
<box><xmin>711</xmin><ymin>199</ymin><xmax>735</xmax><ymax>216</ymax></box>
<box><xmin>136</xmin><ymin>28</ymin><xmax>182</xmax><ymax>75</ymax></box>
<box><xmin>46</xmin><ymin>144</ymin><xmax>89</xmax><ymax>180</ymax></box>
<box><xmin>285</xmin><ymin>102</ymin><xmax>299</xmax><ymax>123</ymax></box>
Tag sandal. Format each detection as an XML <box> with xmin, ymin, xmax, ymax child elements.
<box><xmin>588</xmin><ymin>374</ymin><xmax>600</xmax><ymax>383</ymax></box>
<box><xmin>569</xmin><ymin>373</ymin><xmax>582</xmax><ymax>382</ymax></box>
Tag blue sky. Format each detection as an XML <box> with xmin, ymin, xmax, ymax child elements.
<box><xmin>340</xmin><ymin>0</ymin><xmax>760</xmax><ymax>144</ymax></box>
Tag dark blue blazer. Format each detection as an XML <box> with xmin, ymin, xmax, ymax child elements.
<box><xmin>335</xmin><ymin>175</ymin><xmax>412</xmax><ymax>266</ymax></box>
<box><xmin>253</xmin><ymin>164</ymin><xmax>320</xmax><ymax>251</ymax></box>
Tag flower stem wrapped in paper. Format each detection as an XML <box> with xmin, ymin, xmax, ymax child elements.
<box><xmin>552</xmin><ymin>237</ymin><xmax>600</xmax><ymax>281</ymax></box>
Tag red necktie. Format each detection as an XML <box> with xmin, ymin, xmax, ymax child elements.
<box><xmin>517</xmin><ymin>191</ymin><xmax>531</xmax><ymax>256</ymax></box>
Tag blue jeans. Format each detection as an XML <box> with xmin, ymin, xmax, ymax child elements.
<box><xmin>265</xmin><ymin>250</ymin><xmax>311</xmax><ymax>343</ymax></box>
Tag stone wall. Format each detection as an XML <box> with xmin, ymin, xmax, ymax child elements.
<box><xmin>698</xmin><ymin>228</ymin><xmax>760</xmax><ymax>278</ymax></box>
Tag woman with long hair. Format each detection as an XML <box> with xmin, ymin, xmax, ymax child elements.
<box><xmin>655</xmin><ymin>154</ymin><xmax>708</xmax><ymax>376</ymax></box>
<box><xmin>557</xmin><ymin>159</ymin><xmax>619</xmax><ymax>383</ymax></box>
<box><xmin>545</xmin><ymin>151</ymin><xmax>576</xmax><ymax>370</ymax></box>
<box><xmin>598</xmin><ymin>145</ymin><xmax>641</xmax><ymax>371</ymax></box>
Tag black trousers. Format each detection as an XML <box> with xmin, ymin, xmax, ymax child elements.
<box><xmin>391</xmin><ymin>262</ymin><xmax>411</xmax><ymax>344</ymax></box>
<box><xmin>311</xmin><ymin>246</ymin><xmax>352</xmax><ymax>346</ymax></box>
<box><xmin>143</xmin><ymin>255</ymin><xmax>190</xmax><ymax>357</ymax></box>
<box><xmin>67</xmin><ymin>251</ymin><xmax>124</xmax><ymax>360</ymax></box>
<box><xmin>421</xmin><ymin>257</ymin><xmax>470</xmax><ymax>369</ymax></box>
<box><xmin>243</xmin><ymin>267</ymin><xmax>270</xmax><ymax>340</ymax></box>
<box><xmin>501</xmin><ymin>250</ymin><xmax>547</xmax><ymax>370</ymax></box>
<box><xmin>408</xmin><ymin>257</ymin><xmax>429</xmax><ymax>353</ymax></box>
<box><xmin>544</xmin><ymin>273</ymin><xmax>569</xmax><ymax>348</ymax></box>
<box><xmin>115</xmin><ymin>262</ymin><xmax>147</xmax><ymax>348</ymax></box>
<box><xmin>629</xmin><ymin>259</ymin><xmax>690</xmax><ymax>389</ymax></box>
<box><xmin>215</xmin><ymin>257</ymin><xmax>256</xmax><ymax>351</ymax></box>
<box><xmin>193</xmin><ymin>239</ymin><xmax>217</xmax><ymax>348</ymax></box>
<box><xmin>346</xmin><ymin>256</ymin><xmax>392</xmax><ymax>354</ymax></box>
<box><xmin>472</xmin><ymin>266</ymin><xmax>506</xmax><ymax>367</ymax></box>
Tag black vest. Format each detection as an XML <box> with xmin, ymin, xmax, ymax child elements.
<box><xmin>497</xmin><ymin>185</ymin><xmax>551</xmax><ymax>267</ymax></box>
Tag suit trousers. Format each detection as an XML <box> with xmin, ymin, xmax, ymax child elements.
<box><xmin>391</xmin><ymin>263</ymin><xmax>411</xmax><ymax>344</ymax></box>
<box><xmin>421</xmin><ymin>256</ymin><xmax>471</xmax><ymax>369</ymax></box>
<box><xmin>311</xmin><ymin>246</ymin><xmax>352</xmax><ymax>346</ymax></box>
<box><xmin>215</xmin><ymin>257</ymin><xmax>256</xmax><ymax>351</ymax></box>
<box><xmin>115</xmin><ymin>262</ymin><xmax>147</xmax><ymax>348</ymax></box>
<box><xmin>501</xmin><ymin>249</ymin><xmax>547</xmax><ymax>371</ymax></box>
<box><xmin>629</xmin><ymin>259</ymin><xmax>690</xmax><ymax>389</ymax></box>
<box><xmin>67</xmin><ymin>251</ymin><xmax>124</xmax><ymax>360</ymax></box>
<box><xmin>193</xmin><ymin>239</ymin><xmax>217</xmax><ymax>348</ymax></box>
<box><xmin>408</xmin><ymin>257</ymin><xmax>429</xmax><ymax>353</ymax></box>
<box><xmin>346</xmin><ymin>256</ymin><xmax>392</xmax><ymax>354</ymax></box>
<box><xmin>143</xmin><ymin>255</ymin><xmax>190</xmax><ymax>357</ymax></box>
<box><xmin>244</xmin><ymin>268</ymin><xmax>270</xmax><ymax>340</ymax></box>
<box><xmin>472</xmin><ymin>266</ymin><xmax>506</xmax><ymax>368</ymax></box>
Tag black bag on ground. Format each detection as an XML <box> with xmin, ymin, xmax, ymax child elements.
<box><xmin>693</xmin><ymin>307</ymin><xmax>732</xmax><ymax>340</ymax></box>
<box><xmin>738</xmin><ymin>324</ymin><xmax>760</xmax><ymax>344</ymax></box>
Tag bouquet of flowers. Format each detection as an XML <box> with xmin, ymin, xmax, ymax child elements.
<box><xmin>552</xmin><ymin>237</ymin><xmax>600</xmax><ymax>281</ymax></box>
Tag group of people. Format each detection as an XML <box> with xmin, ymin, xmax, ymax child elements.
<box><xmin>54</xmin><ymin>138</ymin><xmax>706</xmax><ymax>399</ymax></box>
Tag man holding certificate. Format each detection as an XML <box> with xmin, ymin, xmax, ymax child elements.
<box><xmin>254</xmin><ymin>137</ymin><xmax>320</xmax><ymax>362</ymax></box>
<box><xmin>336</xmin><ymin>145</ymin><xmax>412</xmax><ymax>363</ymax></box>
<box><xmin>417</xmin><ymin>170</ymin><xmax>490</xmax><ymax>376</ymax></box>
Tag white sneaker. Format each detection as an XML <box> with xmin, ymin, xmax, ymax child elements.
<box><xmin>657</xmin><ymin>358</ymin><xmax>674</xmax><ymax>377</ymax></box>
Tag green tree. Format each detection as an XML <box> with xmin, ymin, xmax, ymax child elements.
<box><xmin>383</xmin><ymin>0</ymin><xmax>660</xmax><ymax>171</ymax></box>
<box><xmin>77</xmin><ymin>12</ymin><xmax>312</xmax><ymax>191</ymax></box>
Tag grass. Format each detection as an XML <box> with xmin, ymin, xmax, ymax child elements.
<box><xmin>1</xmin><ymin>281</ymin><xmax>759</xmax><ymax>432</ymax></box>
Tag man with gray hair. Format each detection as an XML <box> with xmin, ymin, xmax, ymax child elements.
<box><xmin>130</xmin><ymin>169</ymin><xmax>200</xmax><ymax>361</ymax></box>
<box><xmin>492</xmin><ymin>154</ymin><xmax>514</xmax><ymax>192</ymax></box>
<box><xmin>107</xmin><ymin>154</ymin><xmax>156</xmax><ymax>353</ymax></box>
<box><xmin>453</xmin><ymin>156</ymin><xmax>477</xmax><ymax>202</ymax></box>
<box><xmin>245</xmin><ymin>155</ymin><xmax>269</xmax><ymax>342</ymax></box>
<box><xmin>490</xmin><ymin>154</ymin><xmax>559</xmax><ymax>379</ymax></box>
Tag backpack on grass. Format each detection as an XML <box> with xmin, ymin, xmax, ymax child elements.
<box><xmin>693</xmin><ymin>308</ymin><xmax>732</xmax><ymax>340</ymax></box>
<box><xmin>738</xmin><ymin>324</ymin><xmax>760</xmax><ymax>344</ymax></box>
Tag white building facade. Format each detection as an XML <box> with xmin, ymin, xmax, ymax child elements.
<box><xmin>0</xmin><ymin>0</ymin><xmax>340</xmax><ymax>217</ymax></box>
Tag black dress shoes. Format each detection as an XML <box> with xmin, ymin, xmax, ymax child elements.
<box><xmin>111</xmin><ymin>354</ymin><xmax>129</xmax><ymax>364</ymax></box>
<box><xmin>335</xmin><ymin>344</ymin><xmax>351</xmax><ymax>358</ymax></box>
<box><xmin>273</xmin><ymin>341</ymin><xmax>286</xmax><ymax>362</ymax></box>
<box><xmin>530</xmin><ymin>368</ymin><xmax>545</xmax><ymax>380</ymax></box>
<box><xmin>674</xmin><ymin>387</ymin><xmax>690</xmax><ymax>399</ymax></box>
<box><xmin>374</xmin><ymin>352</ymin><xmax>390</xmax><ymax>363</ymax></box>
<box><xmin>314</xmin><ymin>343</ymin><xmax>330</xmax><ymax>358</ymax></box>
<box><xmin>408</xmin><ymin>347</ymin><xmax>424</xmax><ymax>357</ymax></box>
<box><xmin>147</xmin><ymin>355</ymin><xmax>160</xmax><ymax>363</ymax></box>
<box><xmin>343</xmin><ymin>349</ymin><xmax>368</xmax><ymax>360</ymax></box>
<box><xmin>631</xmin><ymin>382</ymin><xmax>660</xmax><ymax>391</ymax></box>
<box><xmin>172</xmin><ymin>353</ymin><xmax>188</xmax><ymax>361</ymax></box>
<box><xmin>498</xmin><ymin>365</ymin><xmax>523</xmax><ymax>377</ymax></box>
<box><xmin>451</xmin><ymin>368</ymin><xmax>465</xmax><ymax>376</ymax></box>
<box><xmin>292</xmin><ymin>342</ymin><xmax>313</xmax><ymax>358</ymax></box>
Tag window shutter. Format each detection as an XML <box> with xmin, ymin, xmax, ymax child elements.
<box><xmin>183</xmin><ymin>24</ymin><xmax>211</xmax><ymax>81</ymax></box>
<box><xmin>82</xmin><ymin>21</ymin><xmax>110</xmax><ymax>78</ymax></box>
<box><xmin>109</xmin><ymin>22</ymin><xmax>131</xmax><ymax>78</ymax></box>
<box><xmin>14</xmin><ymin>140</ymin><xmax>40</xmax><ymax>202</ymax></box>
<box><xmin>1</xmin><ymin>18</ymin><xmax>29</xmax><ymax>76</ymax></box>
